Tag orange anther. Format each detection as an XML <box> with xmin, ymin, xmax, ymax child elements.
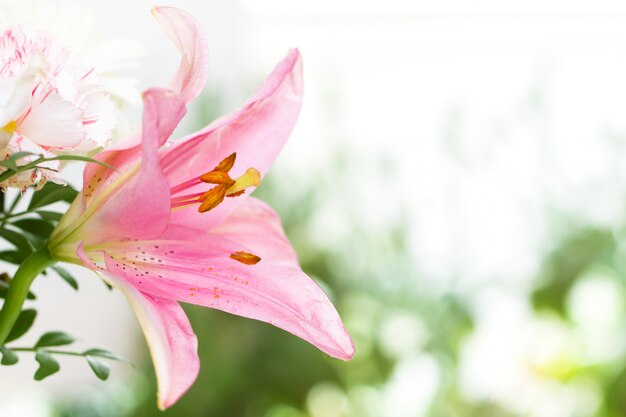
<box><xmin>229</xmin><ymin>251</ymin><xmax>261</xmax><ymax>265</ymax></box>
<box><xmin>214</xmin><ymin>153</ymin><xmax>236</xmax><ymax>173</ymax></box>
<box><xmin>198</xmin><ymin>184</ymin><xmax>228</xmax><ymax>213</ymax></box>
<box><xmin>199</xmin><ymin>171</ymin><xmax>235</xmax><ymax>185</ymax></box>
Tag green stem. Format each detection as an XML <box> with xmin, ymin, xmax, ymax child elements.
<box><xmin>7</xmin><ymin>191</ymin><xmax>23</xmax><ymax>214</ymax></box>
<box><xmin>9</xmin><ymin>347</ymin><xmax>85</xmax><ymax>357</ymax></box>
<box><xmin>0</xmin><ymin>155</ymin><xmax>114</xmax><ymax>184</ymax></box>
<box><xmin>0</xmin><ymin>247</ymin><xmax>55</xmax><ymax>346</ymax></box>
<box><xmin>0</xmin><ymin>211</ymin><xmax>31</xmax><ymax>223</ymax></box>
<box><xmin>0</xmin><ymin>192</ymin><xmax>24</xmax><ymax>229</ymax></box>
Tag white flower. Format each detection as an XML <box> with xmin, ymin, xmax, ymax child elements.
<box><xmin>0</xmin><ymin>0</ymin><xmax>139</xmax><ymax>190</ymax></box>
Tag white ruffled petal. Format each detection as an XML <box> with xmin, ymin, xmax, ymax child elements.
<box><xmin>17</xmin><ymin>93</ymin><xmax>85</xmax><ymax>149</ymax></box>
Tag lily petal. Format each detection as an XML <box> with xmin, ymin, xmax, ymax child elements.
<box><xmin>115</xmin><ymin>282</ymin><xmax>198</xmax><ymax>410</ymax></box>
<box><xmin>98</xmin><ymin>198</ymin><xmax>354</xmax><ymax>360</ymax></box>
<box><xmin>82</xmin><ymin>6</ymin><xmax>208</xmax><ymax>204</ymax></box>
<box><xmin>83</xmin><ymin>89</ymin><xmax>184</xmax><ymax>242</ymax></box>
<box><xmin>163</xmin><ymin>49</ymin><xmax>303</xmax><ymax>229</ymax></box>
<box><xmin>208</xmin><ymin>197</ymin><xmax>299</xmax><ymax>265</ymax></box>
<box><xmin>152</xmin><ymin>6</ymin><xmax>209</xmax><ymax>103</ymax></box>
<box><xmin>77</xmin><ymin>244</ymin><xmax>199</xmax><ymax>410</ymax></box>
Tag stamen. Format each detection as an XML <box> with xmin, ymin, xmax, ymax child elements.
<box><xmin>171</xmin><ymin>177</ymin><xmax>202</xmax><ymax>195</ymax></box>
<box><xmin>227</xmin><ymin>190</ymin><xmax>245</xmax><ymax>198</ymax></box>
<box><xmin>214</xmin><ymin>153</ymin><xmax>236</xmax><ymax>172</ymax></box>
<box><xmin>230</xmin><ymin>251</ymin><xmax>261</xmax><ymax>265</ymax></box>
<box><xmin>199</xmin><ymin>171</ymin><xmax>235</xmax><ymax>185</ymax></box>
<box><xmin>198</xmin><ymin>184</ymin><xmax>228</xmax><ymax>213</ymax></box>
<box><xmin>170</xmin><ymin>152</ymin><xmax>261</xmax><ymax>213</ymax></box>
<box><xmin>171</xmin><ymin>192</ymin><xmax>205</xmax><ymax>204</ymax></box>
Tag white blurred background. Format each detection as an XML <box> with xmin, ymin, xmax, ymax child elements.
<box><xmin>3</xmin><ymin>1</ymin><xmax>626</xmax><ymax>416</ymax></box>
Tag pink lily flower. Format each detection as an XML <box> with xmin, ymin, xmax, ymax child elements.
<box><xmin>48</xmin><ymin>7</ymin><xmax>354</xmax><ymax>409</ymax></box>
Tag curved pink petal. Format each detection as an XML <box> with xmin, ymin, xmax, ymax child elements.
<box><xmin>83</xmin><ymin>89</ymin><xmax>184</xmax><ymax>243</ymax></box>
<box><xmin>152</xmin><ymin>6</ymin><xmax>209</xmax><ymax>103</ymax></box>
<box><xmin>77</xmin><ymin>245</ymin><xmax>199</xmax><ymax>410</ymax></box>
<box><xmin>115</xmin><ymin>283</ymin><xmax>198</xmax><ymax>410</ymax></box>
<box><xmin>208</xmin><ymin>197</ymin><xmax>299</xmax><ymax>265</ymax></box>
<box><xmin>102</xmin><ymin>251</ymin><xmax>353</xmax><ymax>360</ymax></box>
<box><xmin>97</xmin><ymin>197</ymin><xmax>354</xmax><ymax>360</ymax></box>
<box><xmin>82</xmin><ymin>6</ymin><xmax>209</xmax><ymax>206</ymax></box>
<box><xmin>162</xmin><ymin>49</ymin><xmax>303</xmax><ymax>230</ymax></box>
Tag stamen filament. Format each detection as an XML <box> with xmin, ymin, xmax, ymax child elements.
<box><xmin>171</xmin><ymin>192</ymin><xmax>206</xmax><ymax>204</ymax></box>
<box><xmin>171</xmin><ymin>199</ymin><xmax>201</xmax><ymax>209</ymax></box>
<box><xmin>171</xmin><ymin>177</ymin><xmax>203</xmax><ymax>195</ymax></box>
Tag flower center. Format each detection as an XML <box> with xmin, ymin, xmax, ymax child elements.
<box><xmin>1</xmin><ymin>120</ymin><xmax>17</xmax><ymax>136</ymax></box>
<box><xmin>170</xmin><ymin>152</ymin><xmax>261</xmax><ymax>213</ymax></box>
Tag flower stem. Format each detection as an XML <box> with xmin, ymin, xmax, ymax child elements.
<box><xmin>0</xmin><ymin>247</ymin><xmax>55</xmax><ymax>346</ymax></box>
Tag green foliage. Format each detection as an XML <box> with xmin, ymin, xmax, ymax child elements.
<box><xmin>82</xmin><ymin>348</ymin><xmax>128</xmax><ymax>362</ymax></box>
<box><xmin>28</xmin><ymin>183</ymin><xmax>78</xmax><ymax>210</ymax></box>
<box><xmin>0</xmin><ymin>184</ymin><xmax>78</xmax><ymax>353</ymax></box>
<box><xmin>532</xmin><ymin>228</ymin><xmax>616</xmax><ymax>315</ymax></box>
<box><xmin>34</xmin><ymin>350</ymin><xmax>60</xmax><ymax>380</ymax></box>
<box><xmin>12</xmin><ymin>218</ymin><xmax>55</xmax><ymax>240</ymax></box>
<box><xmin>0</xmin><ymin>153</ymin><xmax>115</xmax><ymax>184</ymax></box>
<box><xmin>0</xmin><ymin>278</ymin><xmax>36</xmax><ymax>300</ymax></box>
<box><xmin>35</xmin><ymin>331</ymin><xmax>75</xmax><ymax>348</ymax></box>
<box><xmin>0</xmin><ymin>179</ymin><xmax>129</xmax><ymax>387</ymax></box>
<box><xmin>0</xmin><ymin>347</ymin><xmax>18</xmax><ymax>365</ymax></box>
<box><xmin>0</xmin><ymin>327</ymin><xmax>128</xmax><ymax>382</ymax></box>
<box><xmin>36</xmin><ymin>210</ymin><xmax>64</xmax><ymax>222</ymax></box>
<box><xmin>5</xmin><ymin>309</ymin><xmax>36</xmax><ymax>343</ymax></box>
<box><xmin>86</xmin><ymin>356</ymin><xmax>110</xmax><ymax>381</ymax></box>
<box><xmin>0</xmin><ymin>228</ymin><xmax>34</xmax><ymax>255</ymax></box>
<box><xmin>51</xmin><ymin>266</ymin><xmax>79</xmax><ymax>290</ymax></box>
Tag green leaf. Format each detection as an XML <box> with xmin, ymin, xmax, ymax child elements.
<box><xmin>5</xmin><ymin>309</ymin><xmax>37</xmax><ymax>343</ymax></box>
<box><xmin>51</xmin><ymin>266</ymin><xmax>78</xmax><ymax>290</ymax></box>
<box><xmin>35</xmin><ymin>331</ymin><xmax>75</xmax><ymax>348</ymax></box>
<box><xmin>0</xmin><ymin>347</ymin><xmax>18</xmax><ymax>365</ymax></box>
<box><xmin>34</xmin><ymin>350</ymin><xmax>60</xmax><ymax>380</ymax></box>
<box><xmin>0</xmin><ymin>160</ymin><xmax>17</xmax><ymax>171</ymax></box>
<box><xmin>0</xmin><ymin>250</ymin><xmax>27</xmax><ymax>265</ymax></box>
<box><xmin>11</xmin><ymin>218</ymin><xmax>54</xmax><ymax>239</ymax></box>
<box><xmin>82</xmin><ymin>348</ymin><xmax>127</xmax><ymax>362</ymax></box>
<box><xmin>86</xmin><ymin>356</ymin><xmax>110</xmax><ymax>380</ymax></box>
<box><xmin>45</xmin><ymin>155</ymin><xmax>117</xmax><ymax>172</ymax></box>
<box><xmin>36</xmin><ymin>210</ymin><xmax>63</xmax><ymax>222</ymax></box>
<box><xmin>28</xmin><ymin>183</ymin><xmax>78</xmax><ymax>210</ymax></box>
<box><xmin>0</xmin><ymin>228</ymin><xmax>34</xmax><ymax>255</ymax></box>
<box><xmin>9</xmin><ymin>151</ymin><xmax>39</xmax><ymax>160</ymax></box>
